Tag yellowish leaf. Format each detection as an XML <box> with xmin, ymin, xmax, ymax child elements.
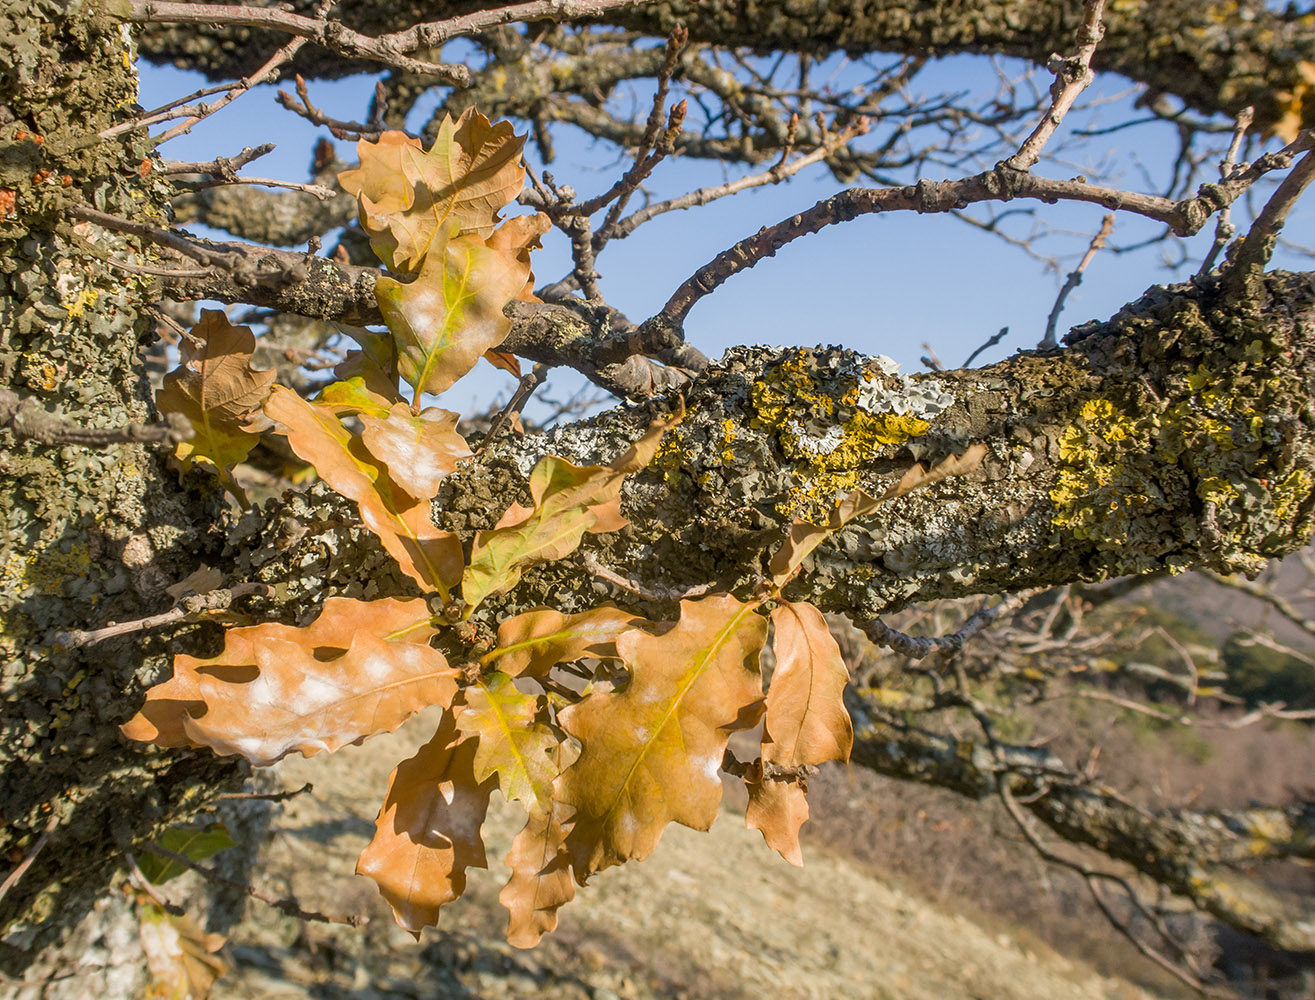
<box><xmin>556</xmin><ymin>594</ymin><xmax>766</xmax><ymax>879</ymax></box>
<box><xmin>743</xmin><ymin>762</ymin><xmax>810</xmax><ymax>868</ymax></box>
<box><xmin>463</xmin><ymin>409</ymin><xmax>680</xmax><ymax>610</ymax></box>
<box><xmin>485</xmin><ymin>605</ymin><xmax>646</xmax><ymax>677</ymax></box>
<box><xmin>374</xmin><ymin>226</ymin><xmax>532</xmax><ymax>398</ymax></box>
<box><xmin>359</xmin><ymin>402</ymin><xmax>471</xmax><ymax>501</ymax></box>
<box><xmin>356</xmin><ymin>713</ymin><xmax>496</xmax><ymax>935</ymax></box>
<box><xmin>456</xmin><ymin>671</ymin><xmax>578</xmax><ymax>810</ymax></box>
<box><xmin>265</xmin><ymin>384</ymin><xmax>463</xmax><ymax>595</ymax></box>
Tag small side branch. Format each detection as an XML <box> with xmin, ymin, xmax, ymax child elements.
<box><xmin>0</xmin><ymin>388</ymin><xmax>192</xmax><ymax>449</ymax></box>
<box><xmin>1040</xmin><ymin>213</ymin><xmax>1114</xmax><ymax>349</ymax></box>
<box><xmin>52</xmin><ymin>583</ymin><xmax>274</xmax><ymax>650</ymax></box>
<box><xmin>141</xmin><ymin>840</ymin><xmax>367</xmax><ymax>927</ymax></box>
<box><xmin>859</xmin><ymin>592</ymin><xmax>1027</xmax><ymax>659</ymax></box>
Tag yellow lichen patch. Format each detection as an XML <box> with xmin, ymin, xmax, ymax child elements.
<box><xmin>64</xmin><ymin>287</ymin><xmax>100</xmax><ymax>319</ymax></box>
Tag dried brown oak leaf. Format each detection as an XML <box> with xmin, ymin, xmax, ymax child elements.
<box><xmin>484</xmin><ymin>605</ymin><xmax>647</xmax><ymax>678</ymax></box>
<box><xmin>746</xmin><ymin>601</ymin><xmax>853</xmax><ymax>865</ymax></box>
<box><xmin>265</xmin><ymin>383</ymin><xmax>464</xmax><ymax>595</ymax></box>
<box><xmin>357</xmin><ymin>711</ymin><xmax>497</xmax><ymax>935</ymax></box>
<box><xmin>556</xmin><ymin>594</ymin><xmax>767</xmax><ymax>880</ymax></box>
<box><xmin>500</xmin><ymin>779</ymin><xmax>577</xmax><ymax>949</ymax></box>
<box><xmin>121</xmin><ymin>597</ymin><xmax>449</xmax><ymax>765</ymax></box>
<box><xmin>338</xmin><ymin>110</ymin><xmax>526</xmax><ymax>272</ymax></box>
<box><xmin>155</xmin><ymin>309</ymin><xmax>275</xmax><ymax>494</ymax></box>
<box><xmin>463</xmin><ymin>409</ymin><xmax>680</xmax><ymax>610</ymax></box>
<box><xmin>374</xmin><ymin>224</ymin><xmax>533</xmax><ymax>398</ymax></box>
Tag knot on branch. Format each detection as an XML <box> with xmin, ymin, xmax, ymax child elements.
<box><xmin>914</xmin><ymin>177</ymin><xmax>958</xmax><ymax>213</ymax></box>
<box><xmin>986</xmin><ymin>162</ymin><xmax>1029</xmax><ymax>202</ymax></box>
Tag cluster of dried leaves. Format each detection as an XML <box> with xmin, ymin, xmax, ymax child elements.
<box><xmin>130</xmin><ymin>109</ymin><xmax>983</xmax><ymax>947</ymax></box>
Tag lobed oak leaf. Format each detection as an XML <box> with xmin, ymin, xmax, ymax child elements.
<box><xmin>359</xmin><ymin>402</ymin><xmax>471</xmax><ymax>502</ymax></box>
<box><xmin>500</xmin><ymin>793</ymin><xmax>576</xmax><ymax>949</ymax></box>
<box><xmin>357</xmin><ymin>712</ymin><xmax>496</xmax><ymax>935</ymax></box>
<box><xmin>746</xmin><ymin>601</ymin><xmax>853</xmax><ymax>865</ymax></box>
<box><xmin>374</xmin><ymin>226</ymin><xmax>532</xmax><ymax>398</ymax></box>
<box><xmin>264</xmin><ymin>385</ymin><xmax>463</xmax><ymax>594</ymax></box>
<box><xmin>182</xmin><ymin>628</ymin><xmax>457</xmax><ymax>766</ymax></box>
<box><xmin>122</xmin><ymin>596</ymin><xmax>440</xmax><ymax>748</ymax></box>
<box><xmin>456</xmin><ymin>671</ymin><xmax>578</xmax><ymax>810</ymax></box>
<box><xmin>769</xmin><ymin>443</ymin><xmax>987</xmax><ymax>586</ymax></box>
<box><xmin>137</xmin><ymin>899</ymin><xmax>228</xmax><ymax>1000</ymax></box>
<box><xmin>338</xmin><ymin>111</ymin><xmax>526</xmax><ymax>271</ymax></box>
<box><xmin>485</xmin><ymin>605</ymin><xmax>646</xmax><ymax>678</ymax></box>
<box><xmin>463</xmin><ymin>409</ymin><xmax>681</xmax><ymax>610</ymax></box>
<box><xmin>743</xmin><ymin>762</ymin><xmax>810</xmax><ymax>868</ymax></box>
<box><xmin>155</xmin><ymin>310</ymin><xmax>275</xmax><ymax>498</ymax></box>
<box><xmin>486</xmin><ymin>211</ymin><xmax>552</xmax><ymax>302</ymax></box>
<box><xmin>484</xmin><ymin>348</ymin><xmax>522</xmax><ymax>377</ymax></box>
<box><xmin>556</xmin><ymin>593</ymin><xmax>767</xmax><ymax>880</ymax></box>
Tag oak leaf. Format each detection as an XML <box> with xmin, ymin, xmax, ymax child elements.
<box><xmin>121</xmin><ymin>597</ymin><xmax>450</xmax><ymax>764</ymax></box>
<box><xmin>338</xmin><ymin>111</ymin><xmax>526</xmax><ymax>271</ymax></box>
<box><xmin>500</xmin><ymin>793</ymin><xmax>576</xmax><ymax>949</ymax></box>
<box><xmin>264</xmin><ymin>384</ymin><xmax>464</xmax><ymax>594</ymax></box>
<box><xmin>456</xmin><ymin>670</ymin><xmax>578</xmax><ymax>810</ymax></box>
<box><xmin>374</xmin><ymin>226</ymin><xmax>532</xmax><ymax>398</ymax></box>
<box><xmin>485</xmin><ymin>605</ymin><xmax>646</xmax><ymax>677</ymax></box>
<box><xmin>137</xmin><ymin>900</ymin><xmax>228</xmax><ymax>1000</ymax></box>
<box><xmin>359</xmin><ymin>402</ymin><xmax>471</xmax><ymax>501</ymax></box>
<box><xmin>123</xmin><ymin>596</ymin><xmax>438</xmax><ymax>747</ymax></box>
<box><xmin>357</xmin><ymin>712</ymin><xmax>496</xmax><ymax>935</ymax></box>
<box><xmin>463</xmin><ymin>410</ymin><xmax>680</xmax><ymax>609</ymax></box>
<box><xmin>745</xmin><ymin>601</ymin><xmax>853</xmax><ymax>865</ymax></box>
<box><xmin>556</xmin><ymin>594</ymin><xmax>767</xmax><ymax>879</ymax></box>
<box><xmin>138</xmin><ymin>823</ymin><xmax>236</xmax><ymax>885</ymax></box>
<box><xmin>769</xmin><ymin>444</ymin><xmax>987</xmax><ymax>586</ymax></box>
<box><xmin>155</xmin><ymin>310</ymin><xmax>275</xmax><ymax>498</ymax></box>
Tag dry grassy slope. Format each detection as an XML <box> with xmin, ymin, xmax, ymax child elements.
<box><xmin>212</xmin><ymin>712</ymin><xmax>1160</xmax><ymax>1000</ymax></box>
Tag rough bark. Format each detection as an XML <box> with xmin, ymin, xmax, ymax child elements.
<box><xmin>0</xmin><ymin>0</ymin><xmax>242</xmax><ymax>972</ymax></box>
<box><xmin>135</xmin><ymin>0</ymin><xmax>1315</xmax><ymax>135</ymax></box>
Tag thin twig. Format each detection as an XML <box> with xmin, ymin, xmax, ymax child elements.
<box><xmin>1198</xmin><ymin>106</ymin><xmax>1254</xmax><ymax>275</ymax></box>
<box><xmin>217</xmin><ymin>782</ymin><xmax>314</xmax><ymax>803</ymax></box>
<box><xmin>0</xmin><ymin>816</ymin><xmax>57</xmax><ymax>905</ymax></box>
<box><xmin>52</xmin><ymin>583</ymin><xmax>274</xmax><ymax>650</ymax></box>
<box><xmin>1003</xmin><ymin>0</ymin><xmax>1107</xmax><ymax>173</ymax></box>
<box><xmin>69</xmin><ymin>204</ymin><xmax>237</xmax><ymax>268</ymax></box>
<box><xmin>1228</xmin><ymin>131</ymin><xmax>1315</xmax><ymax>279</ymax></box>
<box><xmin>162</xmin><ymin>144</ymin><xmax>276</xmax><ymax>175</ymax></box>
<box><xmin>277</xmin><ymin>75</ymin><xmax>385</xmax><ymax>140</ymax></box>
<box><xmin>0</xmin><ymin>388</ymin><xmax>193</xmax><ymax>449</ymax></box>
<box><xmin>581</xmin><ymin>551</ymin><xmax>715</xmax><ymax>603</ymax></box>
<box><xmin>476</xmin><ymin>363</ymin><xmax>548</xmax><ymax>455</ymax></box>
<box><xmin>859</xmin><ymin>592</ymin><xmax>1029</xmax><ymax>659</ymax></box>
<box><xmin>142</xmin><ymin>840</ymin><xmax>367</xmax><ymax>927</ymax></box>
<box><xmin>1040</xmin><ymin>213</ymin><xmax>1113</xmax><ymax>349</ymax></box>
<box><xmin>963</xmin><ymin>327</ymin><xmax>1009</xmax><ymax>368</ymax></box>
<box><xmin>157</xmin><ymin>36</ymin><xmax>309</xmax><ymax>143</ymax></box>
<box><xmin>170</xmin><ymin>174</ymin><xmax>337</xmax><ymax>201</ymax></box>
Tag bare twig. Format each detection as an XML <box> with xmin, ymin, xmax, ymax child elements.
<box><xmin>128</xmin><ymin>0</ymin><xmax>660</xmax><ymax>86</ymax></box>
<box><xmin>52</xmin><ymin>583</ymin><xmax>274</xmax><ymax>650</ymax></box>
<box><xmin>0</xmin><ymin>816</ymin><xmax>57</xmax><ymax>906</ymax></box>
<box><xmin>1002</xmin><ymin>0</ymin><xmax>1107</xmax><ymax>173</ymax></box>
<box><xmin>859</xmin><ymin>592</ymin><xmax>1029</xmax><ymax>659</ymax></box>
<box><xmin>0</xmin><ymin>388</ymin><xmax>192</xmax><ymax>449</ymax></box>
<box><xmin>217</xmin><ymin>782</ymin><xmax>314</xmax><ymax>803</ymax></box>
<box><xmin>581</xmin><ymin>551</ymin><xmax>714</xmax><ymax>603</ymax></box>
<box><xmin>963</xmin><ymin>327</ymin><xmax>1009</xmax><ymax>368</ymax></box>
<box><xmin>1040</xmin><ymin>213</ymin><xmax>1113</xmax><ymax>349</ymax></box>
<box><xmin>142</xmin><ymin>840</ymin><xmax>367</xmax><ymax>927</ymax></box>
<box><xmin>69</xmin><ymin>204</ymin><xmax>238</xmax><ymax>268</ymax></box>
<box><xmin>1197</xmin><ymin>106</ymin><xmax>1254</xmax><ymax>275</ymax></box>
<box><xmin>171</xmin><ymin>174</ymin><xmax>336</xmax><ymax>200</ymax></box>
<box><xmin>1228</xmin><ymin>131</ymin><xmax>1315</xmax><ymax>279</ymax></box>
<box><xmin>476</xmin><ymin>363</ymin><xmax>548</xmax><ymax>455</ymax></box>
<box><xmin>277</xmin><ymin>75</ymin><xmax>384</xmax><ymax>140</ymax></box>
<box><xmin>161</xmin><ymin>144</ymin><xmax>276</xmax><ymax>175</ymax></box>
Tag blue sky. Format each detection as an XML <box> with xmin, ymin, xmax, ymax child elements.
<box><xmin>137</xmin><ymin>43</ymin><xmax>1312</xmax><ymax>416</ymax></box>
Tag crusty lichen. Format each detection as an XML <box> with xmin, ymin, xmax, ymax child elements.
<box><xmin>745</xmin><ymin>350</ymin><xmax>953</xmax><ymax>518</ymax></box>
